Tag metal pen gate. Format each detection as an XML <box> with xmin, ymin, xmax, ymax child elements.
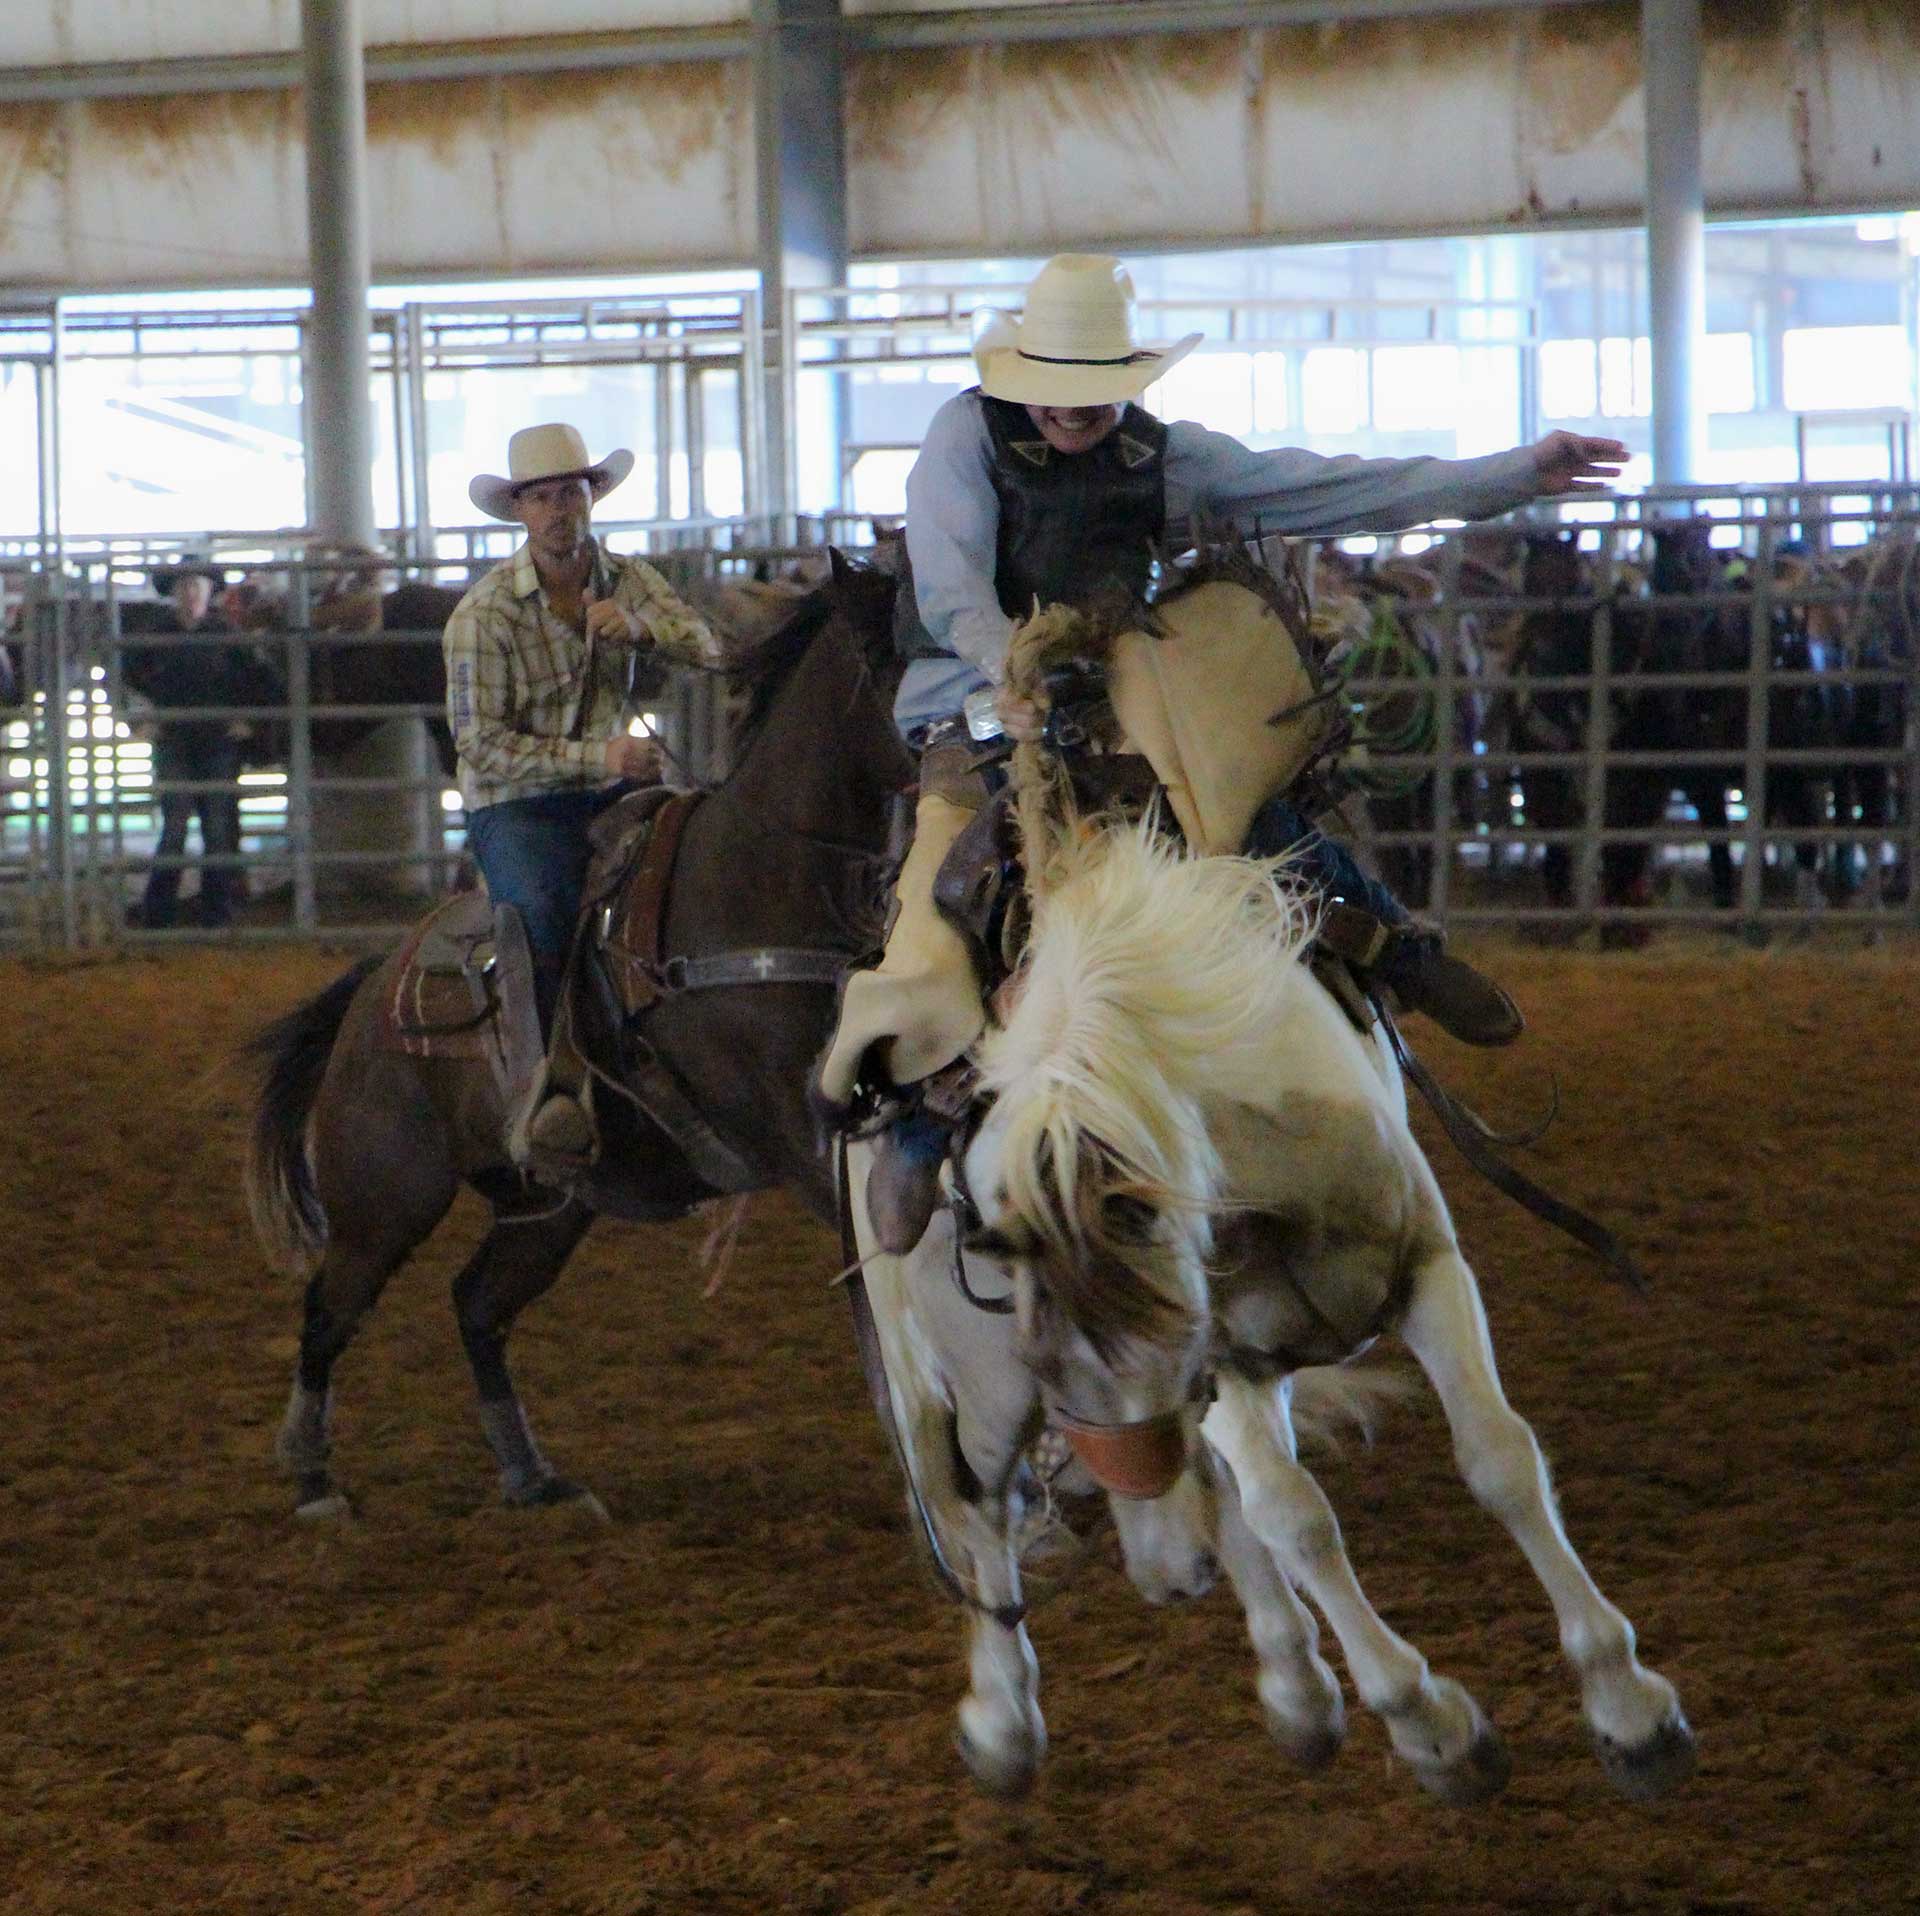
<box><xmin>5</xmin><ymin>489</ymin><xmax>1917</xmax><ymax>951</ymax></box>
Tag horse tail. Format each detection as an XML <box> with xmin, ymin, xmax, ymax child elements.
<box><xmin>242</xmin><ymin>954</ymin><xmax>383</xmax><ymax>1275</ymax></box>
<box><xmin>1287</xmin><ymin>1364</ymin><xmax>1418</xmax><ymax>1455</ymax></box>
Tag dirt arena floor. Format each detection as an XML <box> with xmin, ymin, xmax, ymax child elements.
<box><xmin>2</xmin><ymin>940</ymin><xmax>1915</xmax><ymax>1915</ymax></box>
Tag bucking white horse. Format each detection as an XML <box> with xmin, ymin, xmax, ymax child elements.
<box><xmin>852</xmin><ymin>815</ymin><xmax>1694</xmax><ymax>1805</ymax></box>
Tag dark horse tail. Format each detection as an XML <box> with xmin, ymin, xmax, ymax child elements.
<box><xmin>243</xmin><ymin>954</ymin><xmax>383</xmax><ymax>1275</ymax></box>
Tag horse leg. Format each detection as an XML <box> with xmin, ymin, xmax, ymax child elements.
<box><xmin>949</xmin><ymin>1451</ymin><xmax>1044</xmax><ymax>1800</ymax></box>
<box><xmin>276</xmin><ymin>1173</ymin><xmax>459</xmax><ymax>1519</ymax></box>
<box><xmin>1396</xmin><ymin>1242</ymin><xmax>1696</xmax><ymax>1801</ymax></box>
<box><xmin>1210</xmin><ymin>1438</ymin><xmax>1346</xmax><ymax>1770</ymax></box>
<box><xmin>451</xmin><ymin>1192</ymin><xmax>604</xmax><ymax>1516</ymax></box>
<box><xmin>1107</xmin><ymin>1454</ymin><xmax>1220</xmax><ymax>1604</ymax></box>
<box><xmin>1204</xmin><ymin>1369</ymin><xmax>1509</xmax><ymax>1805</ymax></box>
<box><xmin>860</xmin><ymin>1178</ymin><xmax>1045</xmax><ymax>1799</ymax></box>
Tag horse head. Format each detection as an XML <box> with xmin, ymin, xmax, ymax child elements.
<box><xmin>1521</xmin><ymin>529</ymin><xmax>1584</xmax><ymax>600</ymax></box>
<box><xmin>956</xmin><ymin>815</ymin><xmax>1316</xmax><ymax>1498</ymax></box>
<box><xmin>961</xmin><ymin>1103</ymin><xmax>1214</xmax><ymax>1501</ymax></box>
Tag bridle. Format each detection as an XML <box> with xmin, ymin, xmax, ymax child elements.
<box><xmin>946</xmin><ymin>1108</ymin><xmax>1206</xmax><ymax>1503</ymax></box>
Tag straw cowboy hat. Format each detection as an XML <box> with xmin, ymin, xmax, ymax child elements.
<box><xmin>469</xmin><ymin>423</ymin><xmax>635</xmax><ymax>522</ymax></box>
<box><xmin>972</xmin><ymin>254</ymin><xmax>1202</xmax><ymax>408</ymax></box>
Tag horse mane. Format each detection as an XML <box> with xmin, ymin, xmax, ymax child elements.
<box><xmin>974</xmin><ymin>815</ymin><xmax>1316</xmax><ymax>1362</ymax></box>
<box><xmin>675</xmin><ymin>583</ymin><xmax>839</xmax><ymax>744</ymax></box>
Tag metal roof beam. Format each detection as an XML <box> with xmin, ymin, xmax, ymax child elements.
<box><xmin>858</xmin><ymin>0</ymin><xmax>1600</xmax><ymax>50</ymax></box>
<box><xmin>0</xmin><ymin>27</ymin><xmax>748</xmax><ymax>103</ymax></box>
<box><xmin>0</xmin><ymin>1</ymin><xmax>1608</xmax><ymax>104</ymax></box>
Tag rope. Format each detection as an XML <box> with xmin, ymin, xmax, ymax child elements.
<box><xmin>1328</xmin><ymin>600</ymin><xmax>1438</xmax><ymax>798</ymax></box>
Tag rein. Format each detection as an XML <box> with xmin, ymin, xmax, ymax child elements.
<box><xmin>944</xmin><ymin>1129</ymin><xmax>1015</xmax><ymax>1317</ymax></box>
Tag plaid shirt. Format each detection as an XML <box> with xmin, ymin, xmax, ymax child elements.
<box><xmin>444</xmin><ymin>537</ymin><xmax>720</xmax><ymax>811</ymax></box>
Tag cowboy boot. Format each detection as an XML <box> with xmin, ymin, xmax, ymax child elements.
<box><xmin>1376</xmin><ymin>929</ymin><xmax>1523</xmax><ymax>1047</ymax></box>
<box><xmin>865</xmin><ymin>1110</ymin><xmax>950</xmax><ymax>1256</ymax></box>
<box><xmin>518</xmin><ymin>1070</ymin><xmax>598</xmax><ymax>1171</ymax></box>
<box><xmin>1319</xmin><ymin>900</ymin><xmax>1523</xmax><ymax>1048</ymax></box>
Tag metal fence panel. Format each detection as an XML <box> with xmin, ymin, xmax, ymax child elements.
<box><xmin>4</xmin><ymin>490</ymin><xmax>1915</xmax><ymax>951</ymax></box>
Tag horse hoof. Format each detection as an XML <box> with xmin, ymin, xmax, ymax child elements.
<box><xmin>294</xmin><ymin>1490</ymin><xmax>353</xmax><ymax>1523</ymax></box>
<box><xmin>506</xmin><ymin>1477</ymin><xmax>610</xmax><ymax>1523</ymax></box>
<box><xmin>954</xmin><ymin>1723</ymin><xmax>1041</xmax><ymax>1802</ymax></box>
<box><xmin>1265</xmin><ymin>1714</ymin><xmax>1344</xmax><ymax>1773</ymax></box>
<box><xmin>1412</xmin><ymin>1724</ymin><xmax>1513</xmax><ymax>1807</ymax></box>
<box><xmin>1596</xmin><ymin>1710</ymin><xmax>1697</xmax><ymax>1802</ymax></box>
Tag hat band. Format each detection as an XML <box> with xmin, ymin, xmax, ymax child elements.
<box><xmin>1017</xmin><ymin>347</ymin><xmax>1157</xmax><ymax>368</ymax></box>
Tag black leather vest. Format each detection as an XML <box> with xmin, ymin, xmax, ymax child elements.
<box><xmin>894</xmin><ymin>390</ymin><xmax>1169</xmax><ymax>661</ymax></box>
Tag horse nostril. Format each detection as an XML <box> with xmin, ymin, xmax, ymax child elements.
<box><xmin>1193</xmin><ymin>1551</ymin><xmax>1220</xmax><ymax>1589</ymax></box>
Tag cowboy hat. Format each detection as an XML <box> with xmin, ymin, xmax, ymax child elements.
<box><xmin>469</xmin><ymin>423</ymin><xmax>635</xmax><ymax>522</ymax></box>
<box><xmin>972</xmin><ymin>254</ymin><xmax>1202</xmax><ymax>408</ymax></box>
<box><xmin>150</xmin><ymin>554</ymin><xmax>229</xmax><ymax>594</ymax></box>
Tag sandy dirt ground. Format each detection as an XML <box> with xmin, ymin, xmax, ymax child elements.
<box><xmin>1</xmin><ymin>940</ymin><xmax>1915</xmax><ymax>1915</ymax></box>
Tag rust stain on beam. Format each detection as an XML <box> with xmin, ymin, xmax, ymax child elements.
<box><xmin>847</xmin><ymin>48</ymin><xmax>979</xmax><ymax>173</ymax></box>
<box><xmin>498</xmin><ymin>62</ymin><xmax>741</xmax><ymax>187</ymax></box>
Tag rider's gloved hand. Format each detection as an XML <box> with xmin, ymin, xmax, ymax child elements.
<box><xmin>993</xmin><ymin>684</ymin><xmax>1047</xmax><ymax>742</ymax></box>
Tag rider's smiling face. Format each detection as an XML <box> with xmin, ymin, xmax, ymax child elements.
<box><xmin>1025</xmin><ymin>403</ymin><xmax>1125</xmax><ymax>457</ymax></box>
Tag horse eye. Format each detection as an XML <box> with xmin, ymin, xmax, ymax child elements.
<box><xmin>1104</xmin><ymin>1195</ymin><xmax>1158</xmax><ymax>1242</ymax></box>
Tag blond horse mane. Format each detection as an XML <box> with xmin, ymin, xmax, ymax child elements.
<box><xmin>973</xmin><ymin>812</ymin><xmax>1316</xmax><ymax>1359</ymax></box>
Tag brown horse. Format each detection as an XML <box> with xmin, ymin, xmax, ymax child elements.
<box><xmin>245</xmin><ymin>559</ymin><xmax>912</xmax><ymax>1517</ymax></box>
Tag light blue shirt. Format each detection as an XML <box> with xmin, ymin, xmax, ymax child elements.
<box><xmin>894</xmin><ymin>389</ymin><xmax>1543</xmax><ymax>736</ymax></box>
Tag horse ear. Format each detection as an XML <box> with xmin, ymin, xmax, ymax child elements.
<box><xmin>829</xmin><ymin>546</ymin><xmax>870</xmax><ymax>587</ymax></box>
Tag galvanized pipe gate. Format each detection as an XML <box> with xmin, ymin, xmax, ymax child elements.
<box><xmin>3</xmin><ymin>489</ymin><xmax>1916</xmax><ymax>951</ymax></box>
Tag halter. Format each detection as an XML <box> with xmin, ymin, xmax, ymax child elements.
<box><xmin>945</xmin><ymin>1108</ymin><xmax>1205</xmax><ymax>1503</ymax></box>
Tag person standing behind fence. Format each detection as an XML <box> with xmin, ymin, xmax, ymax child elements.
<box><xmin>124</xmin><ymin>556</ymin><xmax>271</xmax><ymax>931</ymax></box>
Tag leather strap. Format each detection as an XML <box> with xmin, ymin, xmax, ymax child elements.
<box><xmin>620</xmin><ymin>1029</ymin><xmax>763</xmax><ymax>1195</ymax></box>
<box><xmin>660</xmin><ymin>949</ymin><xmax>850</xmax><ymax>993</ymax></box>
<box><xmin>1315</xmin><ymin>898</ymin><xmax>1395</xmax><ymax>970</ymax></box>
<box><xmin>604</xmin><ymin>788</ymin><xmax>703</xmax><ymax>1012</ymax></box>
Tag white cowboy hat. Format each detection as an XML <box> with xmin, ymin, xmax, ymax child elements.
<box><xmin>468</xmin><ymin>423</ymin><xmax>636</xmax><ymax>522</ymax></box>
<box><xmin>972</xmin><ymin>254</ymin><xmax>1203</xmax><ymax>408</ymax></box>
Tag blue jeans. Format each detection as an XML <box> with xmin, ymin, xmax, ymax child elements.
<box><xmin>1245</xmin><ymin>797</ymin><xmax>1409</xmax><ymax>929</ymax></box>
<box><xmin>466</xmin><ymin>783</ymin><xmax>633</xmax><ymax>1032</ymax></box>
<box><xmin>142</xmin><ymin>727</ymin><xmax>245</xmax><ymax>929</ymax></box>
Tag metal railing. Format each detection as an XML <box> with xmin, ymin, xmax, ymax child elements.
<box><xmin>1325</xmin><ymin>483</ymin><xmax>1919</xmax><ymax>935</ymax></box>
<box><xmin>3</xmin><ymin>488</ymin><xmax>1914</xmax><ymax>950</ymax></box>
<box><xmin>1</xmin><ymin>550</ymin><xmax>751</xmax><ymax>948</ymax></box>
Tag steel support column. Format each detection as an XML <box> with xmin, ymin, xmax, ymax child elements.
<box><xmin>752</xmin><ymin>0</ymin><xmax>847</xmax><ymax>526</ymax></box>
<box><xmin>1643</xmin><ymin>0</ymin><xmax>1706</xmax><ymax>490</ymax></box>
<box><xmin>300</xmin><ymin>0</ymin><xmax>377</xmax><ymax>551</ymax></box>
<box><xmin>301</xmin><ymin>0</ymin><xmax>431</xmax><ymax>907</ymax></box>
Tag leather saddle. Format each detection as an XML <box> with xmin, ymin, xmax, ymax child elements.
<box><xmin>381</xmin><ymin>785</ymin><xmax>854</xmax><ymax>1195</ymax></box>
<box><xmin>377</xmin><ymin>787</ymin><xmax>696</xmax><ymax>1061</ymax></box>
